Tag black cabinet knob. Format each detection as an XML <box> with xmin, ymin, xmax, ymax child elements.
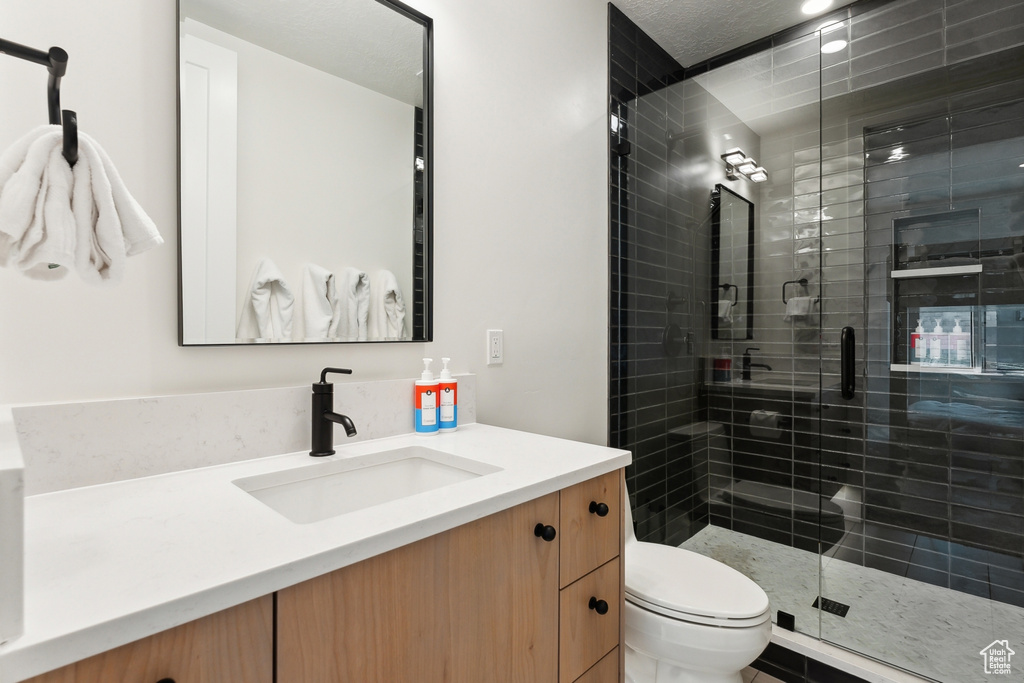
<box><xmin>156</xmin><ymin>679</ymin><xmax>176</xmax><ymax>683</ymax></box>
<box><xmin>534</xmin><ymin>523</ymin><xmax>557</xmax><ymax>542</ymax></box>
<box><xmin>589</xmin><ymin>501</ymin><xmax>609</xmax><ymax>517</ymax></box>
<box><xmin>588</xmin><ymin>597</ymin><xmax>609</xmax><ymax>615</ymax></box>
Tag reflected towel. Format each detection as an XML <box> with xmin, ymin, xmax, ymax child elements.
<box><xmin>718</xmin><ymin>299</ymin><xmax>734</xmax><ymax>323</ymax></box>
<box><xmin>783</xmin><ymin>296</ymin><xmax>815</xmax><ymax>321</ymax></box>
<box><xmin>368</xmin><ymin>269</ymin><xmax>407</xmax><ymax>340</ymax></box>
<box><xmin>749</xmin><ymin>410</ymin><xmax>782</xmax><ymax>440</ymax></box>
<box><xmin>301</xmin><ymin>264</ymin><xmax>337</xmax><ymax>340</ymax></box>
<box><xmin>236</xmin><ymin>258</ymin><xmax>294</xmax><ymax>341</ymax></box>
<box><xmin>333</xmin><ymin>267</ymin><xmax>370</xmax><ymax>341</ymax></box>
<box><xmin>0</xmin><ymin>124</ymin><xmax>162</xmax><ymax>282</ymax></box>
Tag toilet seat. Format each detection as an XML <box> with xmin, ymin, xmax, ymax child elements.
<box><xmin>625</xmin><ymin>542</ymin><xmax>770</xmax><ymax>628</ymax></box>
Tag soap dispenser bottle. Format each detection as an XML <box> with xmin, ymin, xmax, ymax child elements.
<box><xmin>929</xmin><ymin>319</ymin><xmax>946</xmax><ymax>366</ymax></box>
<box><xmin>438</xmin><ymin>357</ymin><xmax>458</xmax><ymax>432</ymax></box>
<box><xmin>911</xmin><ymin>319</ymin><xmax>925</xmax><ymax>365</ymax></box>
<box><xmin>415</xmin><ymin>358</ymin><xmax>439</xmax><ymax>436</ymax></box>
<box><xmin>950</xmin><ymin>318</ymin><xmax>971</xmax><ymax>367</ymax></box>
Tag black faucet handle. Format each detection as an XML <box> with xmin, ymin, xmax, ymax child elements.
<box><xmin>318</xmin><ymin>367</ymin><xmax>353</xmax><ymax>384</ymax></box>
<box><xmin>744</xmin><ymin>347</ymin><xmax>759</xmax><ymax>356</ymax></box>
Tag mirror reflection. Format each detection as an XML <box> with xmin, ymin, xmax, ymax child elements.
<box><xmin>177</xmin><ymin>0</ymin><xmax>431</xmax><ymax>345</ymax></box>
<box><xmin>711</xmin><ymin>184</ymin><xmax>754</xmax><ymax>340</ymax></box>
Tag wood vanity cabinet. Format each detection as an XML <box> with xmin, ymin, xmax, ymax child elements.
<box><xmin>278</xmin><ymin>469</ymin><xmax>624</xmax><ymax>683</ymax></box>
<box><xmin>23</xmin><ymin>596</ymin><xmax>272</xmax><ymax>683</ymax></box>
<box><xmin>22</xmin><ymin>470</ymin><xmax>623</xmax><ymax>683</ymax></box>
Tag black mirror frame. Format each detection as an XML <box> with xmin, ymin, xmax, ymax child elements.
<box><xmin>710</xmin><ymin>184</ymin><xmax>754</xmax><ymax>341</ymax></box>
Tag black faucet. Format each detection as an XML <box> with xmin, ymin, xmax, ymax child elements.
<box><xmin>310</xmin><ymin>367</ymin><xmax>358</xmax><ymax>457</ymax></box>
<box><xmin>742</xmin><ymin>347</ymin><xmax>773</xmax><ymax>380</ymax></box>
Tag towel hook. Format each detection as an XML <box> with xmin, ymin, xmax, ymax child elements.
<box><xmin>0</xmin><ymin>37</ymin><xmax>78</xmax><ymax>166</ymax></box>
<box><xmin>782</xmin><ymin>278</ymin><xmax>809</xmax><ymax>304</ymax></box>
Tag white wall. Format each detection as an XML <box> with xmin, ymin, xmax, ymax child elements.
<box><xmin>0</xmin><ymin>0</ymin><xmax>609</xmax><ymax>445</ymax></box>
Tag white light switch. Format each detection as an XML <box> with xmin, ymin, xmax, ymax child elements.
<box><xmin>487</xmin><ymin>329</ymin><xmax>503</xmax><ymax>366</ymax></box>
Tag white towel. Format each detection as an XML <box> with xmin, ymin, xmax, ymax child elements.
<box><xmin>368</xmin><ymin>269</ymin><xmax>407</xmax><ymax>341</ymax></box>
<box><xmin>236</xmin><ymin>258</ymin><xmax>294</xmax><ymax>341</ymax></box>
<box><xmin>334</xmin><ymin>267</ymin><xmax>370</xmax><ymax>341</ymax></box>
<box><xmin>301</xmin><ymin>264</ymin><xmax>337</xmax><ymax>340</ymax></box>
<box><xmin>783</xmin><ymin>296</ymin><xmax>815</xmax><ymax>321</ymax></box>
<box><xmin>718</xmin><ymin>299</ymin><xmax>734</xmax><ymax>323</ymax></box>
<box><xmin>0</xmin><ymin>124</ymin><xmax>162</xmax><ymax>283</ymax></box>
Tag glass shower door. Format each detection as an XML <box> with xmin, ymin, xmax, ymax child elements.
<box><xmin>816</xmin><ymin>6</ymin><xmax>1024</xmax><ymax>680</ymax></box>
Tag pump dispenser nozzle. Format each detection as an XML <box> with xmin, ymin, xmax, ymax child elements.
<box><xmin>421</xmin><ymin>358</ymin><xmax>434</xmax><ymax>381</ymax></box>
<box><xmin>440</xmin><ymin>357</ymin><xmax>452</xmax><ymax>380</ymax></box>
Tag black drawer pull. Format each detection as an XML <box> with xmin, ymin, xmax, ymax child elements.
<box><xmin>589</xmin><ymin>501</ymin><xmax>609</xmax><ymax>517</ymax></box>
<box><xmin>156</xmin><ymin>679</ymin><xmax>176</xmax><ymax>683</ymax></box>
<box><xmin>588</xmin><ymin>597</ymin><xmax>609</xmax><ymax>615</ymax></box>
<box><xmin>534</xmin><ymin>523</ymin><xmax>556</xmax><ymax>542</ymax></box>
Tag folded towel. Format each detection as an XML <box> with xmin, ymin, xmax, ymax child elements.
<box><xmin>301</xmin><ymin>264</ymin><xmax>337</xmax><ymax>340</ymax></box>
<box><xmin>236</xmin><ymin>258</ymin><xmax>294</xmax><ymax>341</ymax></box>
<box><xmin>0</xmin><ymin>124</ymin><xmax>162</xmax><ymax>283</ymax></box>
<box><xmin>368</xmin><ymin>269</ymin><xmax>407</xmax><ymax>340</ymax></box>
<box><xmin>334</xmin><ymin>267</ymin><xmax>370</xmax><ymax>341</ymax></box>
<box><xmin>783</xmin><ymin>296</ymin><xmax>815</xmax><ymax>321</ymax></box>
<box><xmin>718</xmin><ymin>298</ymin><xmax>733</xmax><ymax>322</ymax></box>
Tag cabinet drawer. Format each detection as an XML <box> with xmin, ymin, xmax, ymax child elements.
<box><xmin>559</xmin><ymin>470</ymin><xmax>620</xmax><ymax>587</ymax></box>
<box><xmin>24</xmin><ymin>596</ymin><xmax>273</xmax><ymax>683</ymax></box>
<box><xmin>559</xmin><ymin>558</ymin><xmax>620</xmax><ymax>683</ymax></box>
<box><xmin>573</xmin><ymin>648</ymin><xmax>619</xmax><ymax>683</ymax></box>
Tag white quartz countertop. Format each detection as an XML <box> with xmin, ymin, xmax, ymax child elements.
<box><xmin>0</xmin><ymin>424</ymin><xmax>630</xmax><ymax>683</ymax></box>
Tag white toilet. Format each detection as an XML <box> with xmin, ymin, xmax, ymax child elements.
<box><xmin>624</xmin><ymin>496</ymin><xmax>772</xmax><ymax>683</ymax></box>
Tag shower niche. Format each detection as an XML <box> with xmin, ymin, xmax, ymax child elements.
<box><xmin>890</xmin><ymin>208</ymin><xmax>1024</xmax><ymax>375</ymax></box>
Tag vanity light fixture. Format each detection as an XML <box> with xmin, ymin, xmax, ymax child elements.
<box><xmin>720</xmin><ymin>148</ymin><xmax>768</xmax><ymax>183</ymax></box>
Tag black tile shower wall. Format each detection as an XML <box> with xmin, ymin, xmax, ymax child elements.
<box><xmin>608</xmin><ymin>4</ymin><xmax>701</xmax><ymax>545</ymax></box>
<box><xmin>753</xmin><ymin>643</ymin><xmax>871</xmax><ymax>683</ymax></box>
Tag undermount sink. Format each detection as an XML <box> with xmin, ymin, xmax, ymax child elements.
<box><xmin>234</xmin><ymin>445</ymin><xmax>501</xmax><ymax>524</ymax></box>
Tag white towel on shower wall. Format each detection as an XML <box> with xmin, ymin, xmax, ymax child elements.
<box><xmin>718</xmin><ymin>299</ymin><xmax>734</xmax><ymax>323</ymax></box>
<box><xmin>368</xmin><ymin>269</ymin><xmax>407</xmax><ymax>341</ymax></box>
<box><xmin>0</xmin><ymin>125</ymin><xmax>162</xmax><ymax>283</ymax></box>
<box><xmin>236</xmin><ymin>258</ymin><xmax>294</xmax><ymax>341</ymax></box>
<box><xmin>301</xmin><ymin>264</ymin><xmax>337</xmax><ymax>340</ymax></box>
<box><xmin>334</xmin><ymin>267</ymin><xmax>370</xmax><ymax>341</ymax></box>
<box><xmin>783</xmin><ymin>296</ymin><xmax>816</xmax><ymax>322</ymax></box>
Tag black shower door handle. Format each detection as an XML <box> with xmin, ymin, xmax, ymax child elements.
<box><xmin>841</xmin><ymin>326</ymin><xmax>855</xmax><ymax>400</ymax></box>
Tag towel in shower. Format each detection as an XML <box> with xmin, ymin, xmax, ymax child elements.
<box><xmin>783</xmin><ymin>296</ymin><xmax>816</xmax><ymax>321</ymax></box>
<box><xmin>367</xmin><ymin>269</ymin><xmax>407</xmax><ymax>341</ymax></box>
<box><xmin>301</xmin><ymin>264</ymin><xmax>337</xmax><ymax>340</ymax></box>
<box><xmin>333</xmin><ymin>267</ymin><xmax>370</xmax><ymax>341</ymax></box>
<box><xmin>718</xmin><ymin>299</ymin><xmax>734</xmax><ymax>323</ymax></box>
<box><xmin>236</xmin><ymin>258</ymin><xmax>294</xmax><ymax>341</ymax></box>
<box><xmin>0</xmin><ymin>124</ymin><xmax>162</xmax><ymax>282</ymax></box>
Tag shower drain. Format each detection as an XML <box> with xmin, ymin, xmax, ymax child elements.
<box><xmin>812</xmin><ymin>596</ymin><xmax>850</xmax><ymax>618</ymax></box>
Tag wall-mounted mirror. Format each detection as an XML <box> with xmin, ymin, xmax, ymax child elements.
<box><xmin>177</xmin><ymin>0</ymin><xmax>431</xmax><ymax>345</ymax></box>
<box><xmin>711</xmin><ymin>184</ymin><xmax>754</xmax><ymax>340</ymax></box>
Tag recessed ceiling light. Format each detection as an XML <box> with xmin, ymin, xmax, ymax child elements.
<box><xmin>821</xmin><ymin>39</ymin><xmax>848</xmax><ymax>54</ymax></box>
<box><xmin>801</xmin><ymin>0</ymin><xmax>833</xmax><ymax>15</ymax></box>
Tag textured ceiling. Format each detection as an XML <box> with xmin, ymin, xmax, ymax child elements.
<box><xmin>618</xmin><ymin>0</ymin><xmax>834</xmax><ymax>67</ymax></box>
<box><xmin>181</xmin><ymin>0</ymin><xmax>425</xmax><ymax>107</ymax></box>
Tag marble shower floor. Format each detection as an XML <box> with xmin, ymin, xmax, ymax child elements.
<box><xmin>682</xmin><ymin>525</ymin><xmax>1024</xmax><ymax>683</ymax></box>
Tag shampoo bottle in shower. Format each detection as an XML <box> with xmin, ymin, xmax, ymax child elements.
<box><xmin>438</xmin><ymin>357</ymin><xmax>458</xmax><ymax>432</ymax></box>
<box><xmin>929</xmin><ymin>320</ymin><xmax>946</xmax><ymax>366</ymax></box>
<box><xmin>415</xmin><ymin>358</ymin><xmax>439</xmax><ymax>435</ymax></box>
<box><xmin>950</xmin><ymin>318</ymin><xmax>971</xmax><ymax>367</ymax></box>
<box><xmin>911</xmin><ymin>319</ymin><xmax>925</xmax><ymax>365</ymax></box>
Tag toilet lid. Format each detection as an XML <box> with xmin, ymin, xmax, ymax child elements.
<box><xmin>625</xmin><ymin>542</ymin><xmax>769</xmax><ymax>621</ymax></box>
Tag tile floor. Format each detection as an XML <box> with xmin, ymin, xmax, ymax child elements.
<box><xmin>683</xmin><ymin>525</ymin><xmax>1024</xmax><ymax>682</ymax></box>
<box><xmin>742</xmin><ymin>667</ymin><xmax>785</xmax><ymax>683</ymax></box>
